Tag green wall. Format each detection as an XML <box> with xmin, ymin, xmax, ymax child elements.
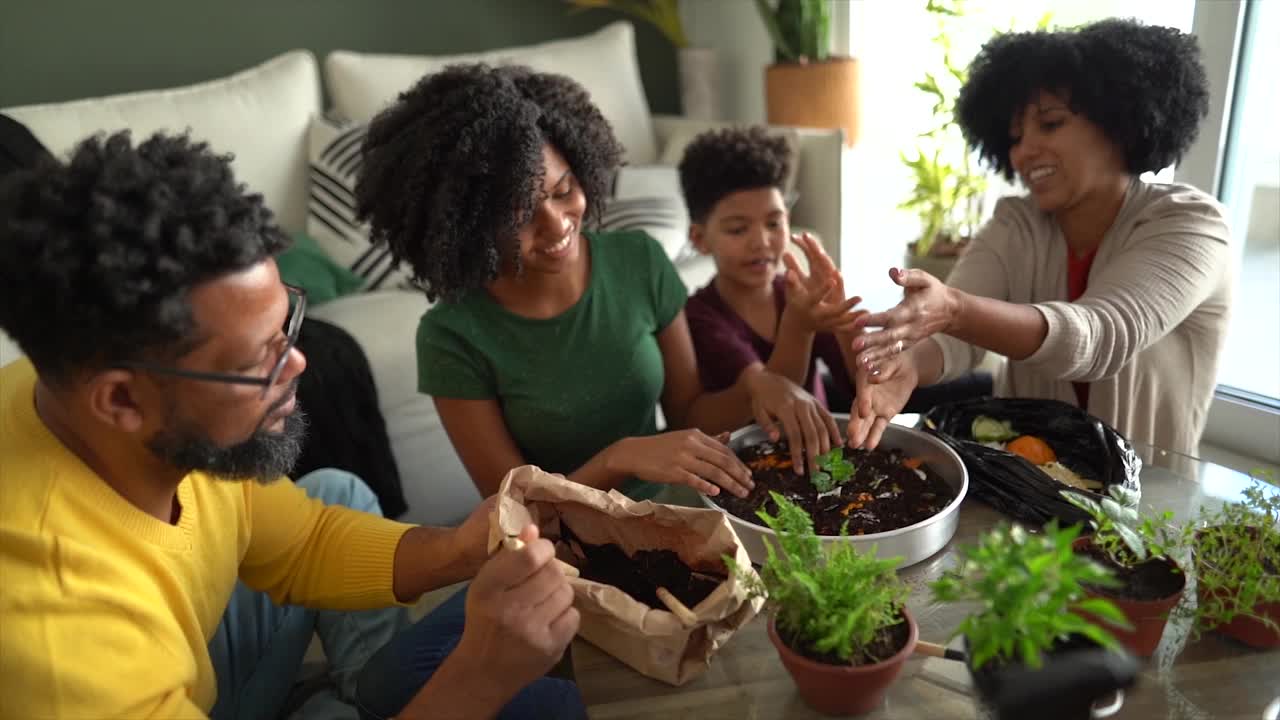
<box><xmin>0</xmin><ymin>0</ymin><xmax>679</xmax><ymax>112</ymax></box>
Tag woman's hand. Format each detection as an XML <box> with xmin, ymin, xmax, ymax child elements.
<box><xmin>745</xmin><ymin>369</ymin><xmax>842</xmax><ymax>475</ymax></box>
<box><xmin>782</xmin><ymin>232</ymin><xmax>864</xmax><ymax>335</ymax></box>
<box><xmin>851</xmin><ymin>267</ymin><xmax>960</xmax><ymax>366</ymax></box>
<box><xmin>606</xmin><ymin>430</ymin><xmax>754</xmax><ymax>498</ymax></box>
<box><xmin>846</xmin><ymin>350</ymin><xmax>919</xmax><ymax>450</ymax></box>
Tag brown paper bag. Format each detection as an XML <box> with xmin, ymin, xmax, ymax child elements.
<box><xmin>487</xmin><ymin>465</ymin><xmax>764</xmax><ymax>686</ymax></box>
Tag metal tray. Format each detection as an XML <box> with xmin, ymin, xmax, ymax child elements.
<box><xmin>700</xmin><ymin>416</ymin><xmax>968</xmax><ymax>568</ymax></box>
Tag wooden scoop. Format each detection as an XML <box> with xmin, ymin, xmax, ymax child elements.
<box><xmin>655</xmin><ymin>586</ymin><xmax>699</xmax><ymax>627</ymax></box>
<box><xmin>502</xmin><ymin>536</ymin><xmax>580</xmax><ymax>578</ymax></box>
<box><xmin>915</xmin><ymin>640</ymin><xmax>967</xmax><ymax>662</ymax></box>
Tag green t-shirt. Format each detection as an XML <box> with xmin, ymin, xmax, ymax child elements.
<box><xmin>417</xmin><ymin>230</ymin><xmax>688</xmax><ymax>500</ymax></box>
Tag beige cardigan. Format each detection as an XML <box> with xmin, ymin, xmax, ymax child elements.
<box><xmin>935</xmin><ymin>180</ymin><xmax>1233</xmax><ymax>455</ymax></box>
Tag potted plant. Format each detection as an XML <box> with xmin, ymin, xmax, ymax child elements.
<box><xmin>1061</xmin><ymin>486</ymin><xmax>1185</xmax><ymax>657</ymax></box>
<box><xmin>727</xmin><ymin>491</ymin><xmax>916</xmax><ymax>716</ymax></box>
<box><xmin>930</xmin><ymin>521</ymin><xmax>1130</xmax><ymax>718</ymax></box>
<box><xmin>565</xmin><ymin>0</ymin><xmax>721</xmax><ymax>119</ymax></box>
<box><xmin>1184</xmin><ymin>474</ymin><xmax>1280</xmax><ymax>648</ymax></box>
<box><xmin>898</xmin><ymin>0</ymin><xmax>992</xmax><ymax>280</ymax></box>
<box><xmin>754</xmin><ymin>0</ymin><xmax>859</xmax><ymax>146</ymax></box>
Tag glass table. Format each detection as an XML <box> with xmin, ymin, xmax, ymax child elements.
<box><xmin>571</xmin><ymin>444</ymin><xmax>1280</xmax><ymax>719</ymax></box>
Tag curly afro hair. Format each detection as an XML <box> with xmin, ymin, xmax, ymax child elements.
<box><xmin>956</xmin><ymin>18</ymin><xmax>1209</xmax><ymax>180</ymax></box>
<box><xmin>678</xmin><ymin>126</ymin><xmax>792</xmax><ymax>224</ymax></box>
<box><xmin>355</xmin><ymin>63</ymin><xmax>624</xmax><ymax>303</ymax></box>
<box><xmin>0</xmin><ymin>130</ymin><xmax>290</xmax><ymax>383</ymax></box>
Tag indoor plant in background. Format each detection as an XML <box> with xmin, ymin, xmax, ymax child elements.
<box><xmin>728</xmin><ymin>492</ymin><xmax>917</xmax><ymax>716</ymax></box>
<box><xmin>565</xmin><ymin>0</ymin><xmax>721</xmax><ymax>119</ymax></box>
<box><xmin>898</xmin><ymin>0</ymin><xmax>993</xmax><ymax>280</ymax></box>
<box><xmin>1185</xmin><ymin>474</ymin><xmax>1280</xmax><ymax>648</ymax></box>
<box><xmin>931</xmin><ymin>522</ymin><xmax>1132</xmax><ymax>718</ymax></box>
<box><xmin>1062</xmin><ymin>487</ymin><xmax>1185</xmax><ymax>657</ymax></box>
<box><xmin>754</xmin><ymin>0</ymin><xmax>859</xmax><ymax>146</ymax></box>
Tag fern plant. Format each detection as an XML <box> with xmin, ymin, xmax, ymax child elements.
<box><xmin>810</xmin><ymin>448</ymin><xmax>856</xmax><ymax>493</ymax></box>
<box><xmin>727</xmin><ymin>492</ymin><xmax>908</xmax><ymax>664</ymax></box>
<box><xmin>1061</xmin><ymin>485</ymin><xmax>1177</xmax><ymax>569</ymax></box>
<box><xmin>753</xmin><ymin>0</ymin><xmax>831</xmax><ymax>63</ymax></box>
<box><xmin>1185</xmin><ymin>474</ymin><xmax>1280</xmax><ymax>634</ymax></box>
<box><xmin>930</xmin><ymin>522</ymin><xmax>1127</xmax><ymax>670</ymax></box>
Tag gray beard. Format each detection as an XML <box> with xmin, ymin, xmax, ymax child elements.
<box><xmin>148</xmin><ymin>404</ymin><xmax>308</xmax><ymax>483</ymax></box>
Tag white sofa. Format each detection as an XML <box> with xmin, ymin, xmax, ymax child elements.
<box><xmin>0</xmin><ymin>23</ymin><xmax>845</xmax><ymax>527</ymax></box>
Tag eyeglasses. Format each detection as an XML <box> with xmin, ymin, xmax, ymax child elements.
<box><xmin>120</xmin><ymin>284</ymin><xmax>308</xmax><ymax>398</ymax></box>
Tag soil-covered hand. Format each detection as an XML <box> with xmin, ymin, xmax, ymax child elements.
<box><xmin>608</xmin><ymin>430</ymin><xmax>754</xmax><ymax>498</ymax></box>
<box><xmin>851</xmin><ymin>267</ymin><xmax>958</xmax><ymax>364</ymax></box>
<box><xmin>451</xmin><ymin>524</ymin><xmax>580</xmax><ymax>704</ymax></box>
<box><xmin>746</xmin><ymin>370</ymin><xmax>842</xmax><ymax>475</ymax></box>
<box><xmin>847</xmin><ymin>351</ymin><xmax>918</xmax><ymax>450</ymax></box>
<box><xmin>782</xmin><ymin>232</ymin><xmax>864</xmax><ymax>335</ymax></box>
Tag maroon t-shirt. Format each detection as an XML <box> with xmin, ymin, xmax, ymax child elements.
<box><xmin>685</xmin><ymin>276</ymin><xmax>854</xmax><ymax>409</ymax></box>
<box><xmin>1067</xmin><ymin>246</ymin><xmax>1099</xmax><ymax>410</ymax></box>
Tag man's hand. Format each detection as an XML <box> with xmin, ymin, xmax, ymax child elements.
<box><xmin>847</xmin><ymin>350</ymin><xmax>918</xmax><ymax>450</ymax></box>
<box><xmin>782</xmin><ymin>232</ymin><xmax>864</xmax><ymax>335</ymax></box>
<box><xmin>451</xmin><ymin>524</ymin><xmax>580</xmax><ymax>708</ymax></box>
<box><xmin>396</xmin><ymin>524</ymin><xmax>579</xmax><ymax>719</ymax></box>
<box><xmin>745</xmin><ymin>369</ymin><xmax>841</xmax><ymax>475</ymax></box>
<box><xmin>451</xmin><ymin>495</ymin><xmax>498</xmax><ymax>577</ymax></box>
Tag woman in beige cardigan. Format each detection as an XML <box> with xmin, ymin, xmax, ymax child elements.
<box><xmin>849</xmin><ymin>18</ymin><xmax>1232</xmax><ymax>456</ymax></box>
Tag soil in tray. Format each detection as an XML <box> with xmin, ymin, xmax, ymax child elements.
<box><xmin>560</xmin><ymin>524</ymin><xmax>725</xmax><ymax>610</ymax></box>
<box><xmin>1079</xmin><ymin>545</ymin><xmax>1184</xmax><ymax>601</ymax></box>
<box><xmin>711</xmin><ymin>441</ymin><xmax>957</xmax><ymax>536</ymax></box>
<box><xmin>782</xmin><ymin>617</ymin><xmax>911</xmax><ymax>667</ymax></box>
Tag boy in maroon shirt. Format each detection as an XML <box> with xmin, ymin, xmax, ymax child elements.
<box><xmin>679</xmin><ymin>127</ymin><xmax>865</xmax><ymax>414</ymax></box>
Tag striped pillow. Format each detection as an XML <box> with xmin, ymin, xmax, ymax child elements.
<box><xmin>307</xmin><ymin>115</ymin><xmax>413</xmax><ymax>291</ymax></box>
<box><xmin>600</xmin><ymin>165</ymin><xmax>692</xmax><ymax>261</ymax></box>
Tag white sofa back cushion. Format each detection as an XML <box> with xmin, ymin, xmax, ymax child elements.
<box><xmin>324</xmin><ymin>21</ymin><xmax>658</xmax><ymax>164</ymax></box>
<box><xmin>1</xmin><ymin>51</ymin><xmax>322</xmax><ymax>234</ymax></box>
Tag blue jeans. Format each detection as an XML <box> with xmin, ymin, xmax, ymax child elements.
<box><xmin>208</xmin><ymin>470</ymin><xmax>408</xmax><ymax>720</ymax></box>
<box><xmin>354</xmin><ymin>587</ymin><xmax>587</xmax><ymax>720</ymax></box>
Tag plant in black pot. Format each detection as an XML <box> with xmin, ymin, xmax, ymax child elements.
<box><xmin>1062</xmin><ymin>486</ymin><xmax>1185</xmax><ymax>657</ymax></box>
<box><xmin>1184</xmin><ymin>474</ymin><xmax>1280</xmax><ymax>648</ymax></box>
<box><xmin>930</xmin><ymin>521</ymin><xmax>1137</xmax><ymax>720</ymax></box>
<box><xmin>727</xmin><ymin>492</ymin><xmax>916</xmax><ymax>716</ymax></box>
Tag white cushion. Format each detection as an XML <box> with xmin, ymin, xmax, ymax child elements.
<box><xmin>323</xmin><ymin>21</ymin><xmax>658</xmax><ymax>164</ymax></box>
<box><xmin>308</xmin><ymin>290</ymin><xmax>482</xmax><ymax>527</ymax></box>
<box><xmin>307</xmin><ymin>114</ymin><xmax>414</xmax><ymax>291</ymax></box>
<box><xmin>1</xmin><ymin>51</ymin><xmax>321</xmax><ymax>234</ymax></box>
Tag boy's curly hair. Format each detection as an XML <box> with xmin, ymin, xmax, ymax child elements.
<box><xmin>956</xmin><ymin>18</ymin><xmax>1209</xmax><ymax>180</ymax></box>
<box><xmin>355</xmin><ymin>63</ymin><xmax>624</xmax><ymax>303</ymax></box>
<box><xmin>677</xmin><ymin>126</ymin><xmax>793</xmax><ymax>224</ymax></box>
<box><xmin>0</xmin><ymin>131</ymin><xmax>289</xmax><ymax>383</ymax></box>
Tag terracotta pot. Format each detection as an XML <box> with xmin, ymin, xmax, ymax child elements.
<box><xmin>765</xmin><ymin>56</ymin><xmax>859</xmax><ymax>146</ymax></box>
<box><xmin>768</xmin><ymin>608</ymin><xmax>917</xmax><ymax>716</ymax></box>
<box><xmin>1197</xmin><ymin>585</ymin><xmax>1280</xmax><ymax>649</ymax></box>
<box><xmin>1071</xmin><ymin>537</ymin><xmax>1185</xmax><ymax>657</ymax></box>
<box><xmin>1193</xmin><ymin>526</ymin><xmax>1280</xmax><ymax>649</ymax></box>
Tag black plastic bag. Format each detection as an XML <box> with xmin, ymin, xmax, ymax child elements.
<box><xmin>921</xmin><ymin>398</ymin><xmax>1141</xmax><ymax>526</ymax></box>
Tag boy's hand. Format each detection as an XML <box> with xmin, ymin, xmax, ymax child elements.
<box><xmin>783</xmin><ymin>232</ymin><xmax>865</xmax><ymax>335</ymax></box>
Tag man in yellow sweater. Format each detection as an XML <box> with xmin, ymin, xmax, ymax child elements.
<box><xmin>0</xmin><ymin>131</ymin><xmax>583</xmax><ymax>719</ymax></box>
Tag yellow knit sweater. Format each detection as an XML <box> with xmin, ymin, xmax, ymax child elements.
<box><xmin>0</xmin><ymin>359</ymin><xmax>414</xmax><ymax>718</ymax></box>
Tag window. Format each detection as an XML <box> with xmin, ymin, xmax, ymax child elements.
<box><xmin>1177</xmin><ymin>0</ymin><xmax>1280</xmax><ymax>463</ymax></box>
<box><xmin>1210</xmin><ymin>0</ymin><xmax>1280</xmax><ymax>403</ymax></box>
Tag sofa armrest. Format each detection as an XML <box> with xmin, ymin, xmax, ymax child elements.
<box><xmin>651</xmin><ymin>114</ymin><xmax>844</xmax><ymax>268</ymax></box>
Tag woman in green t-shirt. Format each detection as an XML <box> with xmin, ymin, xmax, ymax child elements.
<box><xmin>354</xmin><ymin>63</ymin><xmax>839</xmax><ymax>501</ymax></box>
